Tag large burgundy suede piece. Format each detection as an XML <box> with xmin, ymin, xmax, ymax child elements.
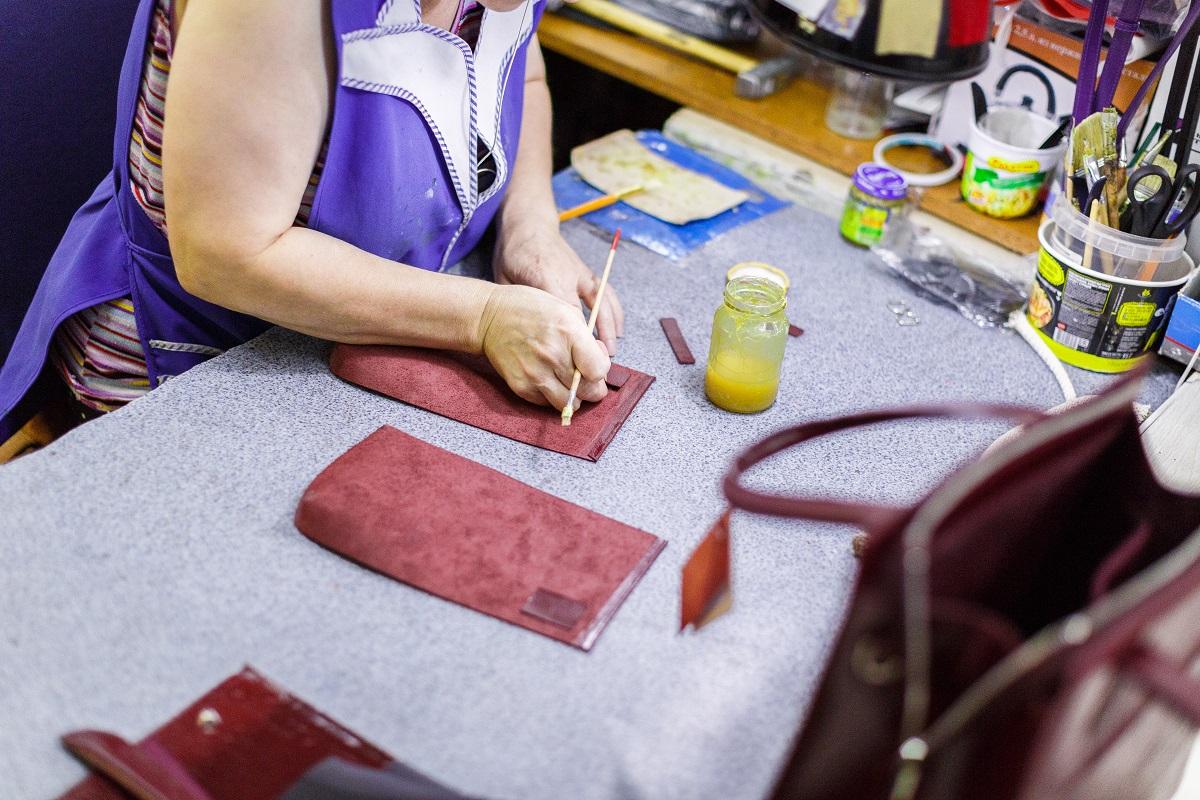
<box><xmin>328</xmin><ymin>344</ymin><xmax>654</xmax><ymax>462</ymax></box>
<box><xmin>294</xmin><ymin>426</ymin><xmax>666</xmax><ymax>650</ymax></box>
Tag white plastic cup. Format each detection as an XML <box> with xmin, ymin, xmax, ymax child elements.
<box><xmin>962</xmin><ymin>107</ymin><xmax>1066</xmax><ymax>219</ymax></box>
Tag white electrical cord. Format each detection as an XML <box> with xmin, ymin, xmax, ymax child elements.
<box><xmin>1009</xmin><ymin>309</ymin><xmax>1078</xmax><ymax>403</ymax></box>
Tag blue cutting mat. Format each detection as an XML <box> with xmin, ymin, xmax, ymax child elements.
<box><xmin>552</xmin><ymin>130</ymin><xmax>789</xmax><ymax>261</ymax></box>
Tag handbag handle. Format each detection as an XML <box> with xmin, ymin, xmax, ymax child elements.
<box><xmin>722</xmin><ymin>404</ymin><xmax>1046</xmax><ymax>529</ymax></box>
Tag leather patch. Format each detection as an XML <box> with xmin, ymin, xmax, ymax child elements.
<box><xmin>680</xmin><ymin>510</ymin><xmax>732</xmax><ymax>631</ymax></box>
<box><xmin>521</xmin><ymin>589</ymin><xmax>588</xmax><ymax>630</ymax></box>
<box><xmin>788</xmin><ymin>324</ymin><xmax>804</xmax><ymax>337</ymax></box>
<box><xmin>606</xmin><ymin>363</ymin><xmax>631</xmax><ymax>389</ymax></box>
<box><xmin>659</xmin><ymin>318</ymin><xmax>696</xmax><ymax>365</ymax></box>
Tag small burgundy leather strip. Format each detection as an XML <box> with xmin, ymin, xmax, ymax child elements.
<box><xmin>788</xmin><ymin>324</ymin><xmax>804</xmax><ymax>338</ymax></box>
<box><xmin>522</xmin><ymin>588</ymin><xmax>588</xmax><ymax>629</ymax></box>
<box><xmin>605</xmin><ymin>363</ymin><xmax>632</xmax><ymax>389</ymax></box>
<box><xmin>659</xmin><ymin>318</ymin><xmax>695</xmax><ymax>365</ymax></box>
<box><xmin>680</xmin><ymin>510</ymin><xmax>732</xmax><ymax>631</ymax></box>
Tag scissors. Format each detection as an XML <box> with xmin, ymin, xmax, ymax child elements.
<box><xmin>1123</xmin><ymin>164</ymin><xmax>1200</xmax><ymax>238</ymax></box>
<box><xmin>1082</xmin><ymin>175</ymin><xmax>1108</xmax><ymax>218</ymax></box>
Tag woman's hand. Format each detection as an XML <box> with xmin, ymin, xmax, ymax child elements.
<box><xmin>478</xmin><ymin>284</ymin><xmax>611</xmax><ymax>411</ymax></box>
<box><xmin>493</xmin><ymin>222</ymin><xmax>625</xmax><ymax>356</ymax></box>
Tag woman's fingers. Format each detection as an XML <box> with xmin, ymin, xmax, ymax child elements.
<box><xmin>575</xmin><ymin>377</ymin><xmax>608</xmax><ymax>404</ymax></box>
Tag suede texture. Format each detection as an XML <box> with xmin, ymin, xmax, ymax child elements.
<box><xmin>329</xmin><ymin>345</ymin><xmax>654</xmax><ymax>461</ymax></box>
<box><xmin>294</xmin><ymin>426</ymin><xmax>666</xmax><ymax>650</ymax></box>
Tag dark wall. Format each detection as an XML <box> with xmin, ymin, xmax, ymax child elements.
<box><xmin>0</xmin><ymin>1</ymin><xmax>139</xmax><ymax>366</ymax></box>
<box><xmin>544</xmin><ymin>50</ymin><xmax>680</xmax><ymax>171</ymax></box>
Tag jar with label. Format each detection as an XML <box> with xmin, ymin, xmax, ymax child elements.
<box><xmin>705</xmin><ymin>276</ymin><xmax>789</xmax><ymax>414</ymax></box>
<box><xmin>839</xmin><ymin>164</ymin><xmax>907</xmax><ymax>247</ymax></box>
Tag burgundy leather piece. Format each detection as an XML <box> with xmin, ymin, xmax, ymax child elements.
<box><xmin>329</xmin><ymin>344</ymin><xmax>653</xmax><ymax>462</ymax></box>
<box><xmin>692</xmin><ymin>369</ymin><xmax>1200</xmax><ymax>800</ymax></box>
<box><xmin>294</xmin><ymin>426</ymin><xmax>666</xmax><ymax>650</ymax></box>
<box><xmin>605</xmin><ymin>363</ymin><xmax>632</xmax><ymax>389</ymax></box>
<box><xmin>62</xmin><ymin>732</ymin><xmax>213</xmax><ymax>800</ymax></box>
<box><xmin>658</xmin><ymin>318</ymin><xmax>695</xmax><ymax>365</ymax></box>
<box><xmin>59</xmin><ymin>667</ymin><xmax>394</xmax><ymax>800</ymax></box>
<box><xmin>680</xmin><ymin>510</ymin><xmax>732</xmax><ymax>630</ymax></box>
<box><xmin>788</xmin><ymin>324</ymin><xmax>803</xmax><ymax>338</ymax></box>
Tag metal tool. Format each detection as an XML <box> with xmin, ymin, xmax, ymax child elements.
<box><xmin>1123</xmin><ymin>164</ymin><xmax>1200</xmax><ymax>239</ymax></box>
<box><xmin>546</xmin><ymin>0</ymin><xmax>801</xmax><ymax>99</ymax></box>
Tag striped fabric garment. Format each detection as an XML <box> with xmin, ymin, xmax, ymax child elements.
<box><xmin>51</xmin><ymin>0</ymin><xmax>325</xmax><ymax>412</ymax></box>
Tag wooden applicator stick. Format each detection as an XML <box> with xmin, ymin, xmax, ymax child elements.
<box><xmin>562</xmin><ymin>228</ymin><xmax>621</xmax><ymax>427</ymax></box>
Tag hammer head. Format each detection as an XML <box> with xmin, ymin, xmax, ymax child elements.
<box><xmin>735</xmin><ymin>57</ymin><xmax>803</xmax><ymax>100</ymax></box>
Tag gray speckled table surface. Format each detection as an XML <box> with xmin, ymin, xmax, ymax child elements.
<box><xmin>0</xmin><ymin>204</ymin><xmax>1179</xmax><ymax>800</ymax></box>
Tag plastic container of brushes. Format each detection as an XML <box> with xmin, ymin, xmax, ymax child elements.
<box><xmin>1026</xmin><ymin>197</ymin><xmax>1195</xmax><ymax>373</ymax></box>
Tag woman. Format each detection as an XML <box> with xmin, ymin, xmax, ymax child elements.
<box><xmin>0</xmin><ymin>0</ymin><xmax>622</xmax><ymax>444</ymax></box>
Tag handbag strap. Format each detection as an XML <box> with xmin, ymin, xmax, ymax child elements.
<box><xmin>722</xmin><ymin>404</ymin><xmax>1046</xmax><ymax>529</ymax></box>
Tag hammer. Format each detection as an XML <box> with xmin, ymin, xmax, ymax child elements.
<box><xmin>545</xmin><ymin>0</ymin><xmax>802</xmax><ymax>99</ymax></box>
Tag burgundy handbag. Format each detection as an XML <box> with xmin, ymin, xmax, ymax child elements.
<box><xmin>715</xmin><ymin>372</ymin><xmax>1200</xmax><ymax>800</ymax></box>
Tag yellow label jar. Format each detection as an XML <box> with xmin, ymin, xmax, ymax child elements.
<box><xmin>705</xmin><ymin>276</ymin><xmax>789</xmax><ymax>413</ymax></box>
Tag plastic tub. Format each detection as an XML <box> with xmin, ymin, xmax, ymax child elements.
<box><xmin>962</xmin><ymin>108</ymin><xmax>1067</xmax><ymax>219</ymax></box>
<box><xmin>1026</xmin><ymin>199</ymin><xmax>1196</xmax><ymax>373</ymax></box>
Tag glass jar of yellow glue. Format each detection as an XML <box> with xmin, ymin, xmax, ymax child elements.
<box><xmin>705</xmin><ymin>276</ymin><xmax>789</xmax><ymax>414</ymax></box>
<box><xmin>839</xmin><ymin>163</ymin><xmax>907</xmax><ymax>247</ymax></box>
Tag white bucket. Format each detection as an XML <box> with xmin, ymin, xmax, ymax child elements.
<box><xmin>962</xmin><ymin>107</ymin><xmax>1066</xmax><ymax>219</ymax></box>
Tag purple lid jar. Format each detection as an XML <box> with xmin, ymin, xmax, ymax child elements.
<box><xmin>852</xmin><ymin>163</ymin><xmax>908</xmax><ymax>201</ymax></box>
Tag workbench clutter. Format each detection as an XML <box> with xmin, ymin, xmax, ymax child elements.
<box><xmin>1023</xmin><ymin>0</ymin><xmax>1200</xmax><ymax>372</ymax></box>
<box><xmin>934</xmin><ymin>6</ymin><xmax>1163</xmax><ymax>221</ymax></box>
<box><xmin>552</xmin><ymin>129</ymin><xmax>789</xmax><ymax>258</ymax></box>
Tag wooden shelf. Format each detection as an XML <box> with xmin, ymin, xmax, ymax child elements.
<box><xmin>539</xmin><ymin>13</ymin><xmax>1041</xmax><ymax>255</ymax></box>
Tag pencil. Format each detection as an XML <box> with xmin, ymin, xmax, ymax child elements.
<box><xmin>557</xmin><ymin>184</ymin><xmax>647</xmax><ymax>222</ymax></box>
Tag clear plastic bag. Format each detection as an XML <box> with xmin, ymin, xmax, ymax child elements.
<box><xmin>870</xmin><ymin>213</ymin><xmax>1030</xmax><ymax>328</ymax></box>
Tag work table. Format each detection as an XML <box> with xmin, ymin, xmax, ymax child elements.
<box><xmin>0</xmin><ymin>204</ymin><xmax>1176</xmax><ymax>799</ymax></box>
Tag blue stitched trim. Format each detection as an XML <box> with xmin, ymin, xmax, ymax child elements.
<box><xmin>475</xmin><ymin>0</ymin><xmax>536</xmax><ymax>208</ymax></box>
<box><xmin>374</xmin><ymin>0</ymin><xmax>418</xmax><ymax>26</ymax></box>
<box><xmin>341</xmin><ymin>77</ymin><xmax>473</xmax><ymax>213</ymax></box>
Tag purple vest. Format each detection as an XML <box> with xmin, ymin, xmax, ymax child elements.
<box><xmin>0</xmin><ymin>0</ymin><xmax>543</xmax><ymax>440</ymax></box>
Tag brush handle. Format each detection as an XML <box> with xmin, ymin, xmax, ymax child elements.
<box><xmin>1073</xmin><ymin>0</ymin><xmax>1111</xmax><ymax>124</ymax></box>
<box><xmin>1095</xmin><ymin>0</ymin><xmax>1145</xmax><ymax>111</ymax></box>
<box><xmin>1117</xmin><ymin>1</ymin><xmax>1200</xmax><ymax>141</ymax></box>
<box><xmin>558</xmin><ymin>186</ymin><xmax>642</xmax><ymax>222</ymax></box>
<box><xmin>561</xmin><ymin>229</ymin><xmax>622</xmax><ymax>423</ymax></box>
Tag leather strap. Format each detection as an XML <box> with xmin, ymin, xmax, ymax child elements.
<box><xmin>723</xmin><ymin>404</ymin><xmax>1046</xmax><ymax>529</ymax></box>
<box><xmin>62</xmin><ymin>731</ymin><xmax>214</xmax><ymax>800</ymax></box>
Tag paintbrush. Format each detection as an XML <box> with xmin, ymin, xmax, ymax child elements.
<box><xmin>1069</xmin><ymin>109</ymin><xmax>1118</xmax><ymax>211</ymax></box>
<box><xmin>558</xmin><ymin>181</ymin><xmax>660</xmax><ymax>222</ymax></box>
<box><xmin>562</xmin><ymin>228</ymin><xmax>621</xmax><ymax>427</ymax></box>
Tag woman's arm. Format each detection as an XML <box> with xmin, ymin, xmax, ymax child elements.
<box><xmin>163</xmin><ymin>0</ymin><xmax>609</xmax><ymax>409</ymax></box>
<box><xmin>492</xmin><ymin>38</ymin><xmax>625</xmax><ymax>355</ymax></box>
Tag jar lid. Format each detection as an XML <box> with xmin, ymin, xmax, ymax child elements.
<box><xmin>853</xmin><ymin>163</ymin><xmax>907</xmax><ymax>201</ymax></box>
<box><xmin>726</xmin><ymin>261</ymin><xmax>790</xmax><ymax>291</ymax></box>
